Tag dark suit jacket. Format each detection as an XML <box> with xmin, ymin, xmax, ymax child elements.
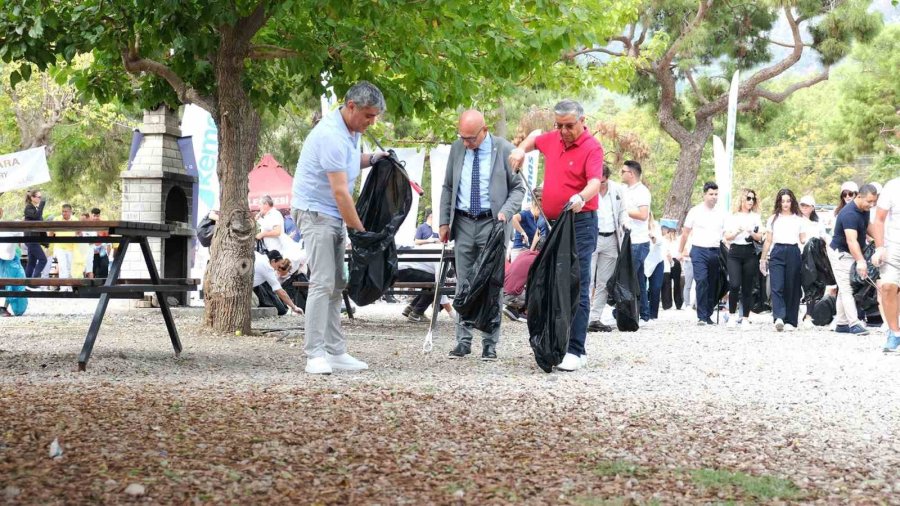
<box><xmin>439</xmin><ymin>134</ymin><xmax>525</xmax><ymax>240</ymax></box>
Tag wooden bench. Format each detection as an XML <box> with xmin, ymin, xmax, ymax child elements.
<box><xmin>292</xmin><ymin>247</ymin><xmax>455</xmax><ymax>318</ymax></box>
<box><xmin>0</xmin><ymin>220</ymin><xmax>198</xmax><ymax>370</ymax></box>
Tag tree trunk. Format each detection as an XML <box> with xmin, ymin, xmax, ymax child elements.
<box><xmin>203</xmin><ymin>41</ymin><xmax>260</xmax><ymax>334</ymax></box>
<box><xmin>661</xmin><ymin>119</ymin><xmax>714</xmax><ymax>224</ymax></box>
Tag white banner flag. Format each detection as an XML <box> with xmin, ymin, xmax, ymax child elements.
<box><xmin>428</xmin><ymin>145</ymin><xmax>452</xmax><ymax>227</ymax></box>
<box><xmin>0</xmin><ymin>146</ymin><xmax>51</xmax><ymax>193</ymax></box>
<box><xmin>390</xmin><ymin>148</ymin><xmax>426</xmax><ymax>247</ymax></box>
<box><xmin>180</xmin><ymin>105</ymin><xmax>220</xmax><ymax>226</ymax></box>
<box><xmin>520</xmin><ymin>151</ymin><xmax>541</xmax><ymax>209</ymax></box>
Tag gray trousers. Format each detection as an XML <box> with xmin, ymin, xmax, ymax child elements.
<box><xmin>589</xmin><ymin>233</ymin><xmax>619</xmax><ymax>322</ymax></box>
<box><xmin>296</xmin><ymin>210</ymin><xmax>348</xmax><ymax>358</ymax></box>
<box><xmin>453</xmin><ymin>215</ymin><xmax>503</xmax><ymax>346</ymax></box>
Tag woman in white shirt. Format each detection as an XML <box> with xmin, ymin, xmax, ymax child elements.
<box><xmin>256</xmin><ymin>195</ymin><xmax>307</xmax><ymax>275</ymax></box>
<box><xmin>760</xmin><ymin>189</ymin><xmax>807</xmax><ymax>332</ymax></box>
<box><xmin>723</xmin><ymin>188</ymin><xmax>764</xmax><ymax>330</ymax></box>
<box><xmin>799</xmin><ymin>195</ymin><xmax>827</xmax><ymax>244</ymax></box>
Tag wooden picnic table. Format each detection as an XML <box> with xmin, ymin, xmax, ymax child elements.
<box><xmin>0</xmin><ymin>220</ymin><xmax>197</xmax><ymax>370</ymax></box>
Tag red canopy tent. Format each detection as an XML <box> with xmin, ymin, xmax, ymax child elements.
<box><xmin>248</xmin><ymin>154</ymin><xmax>293</xmax><ymax>210</ymax></box>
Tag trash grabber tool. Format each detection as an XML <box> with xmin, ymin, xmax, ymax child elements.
<box><xmin>422</xmin><ymin>240</ymin><xmax>449</xmax><ymax>353</ymax></box>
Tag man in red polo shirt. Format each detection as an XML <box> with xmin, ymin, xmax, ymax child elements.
<box><xmin>509</xmin><ymin>99</ymin><xmax>603</xmax><ymax>372</ymax></box>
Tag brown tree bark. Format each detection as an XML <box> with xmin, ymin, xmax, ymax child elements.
<box><xmin>201</xmin><ymin>12</ymin><xmax>266</xmax><ymax>334</ymax></box>
<box><xmin>662</xmin><ymin>121</ymin><xmax>713</xmax><ymax>223</ymax></box>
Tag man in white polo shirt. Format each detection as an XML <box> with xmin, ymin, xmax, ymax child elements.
<box><xmin>621</xmin><ymin>160</ymin><xmax>652</xmax><ymax>322</ymax></box>
<box><xmin>873</xmin><ymin>176</ymin><xmax>900</xmax><ymax>352</ymax></box>
<box><xmin>679</xmin><ymin>182</ymin><xmax>726</xmax><ymax>325</ymax></box>
<box><xmin>291</xmin><ymin>81</ymin><xmax>386</xmax><ymax>375</ymax></box>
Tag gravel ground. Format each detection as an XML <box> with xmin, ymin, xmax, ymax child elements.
<box><xmin>1</xmin><ymin>299</ymin><xmax>899</xmax><ymax>504</ymax></box>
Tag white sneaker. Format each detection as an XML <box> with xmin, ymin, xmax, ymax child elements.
<box><xmin>785</xmin><ymin>324</ymin><xmax>797</xmax><ymax>332</ymax></box>
<box><xmin>741</xmin><ymin>319</ymin><xmax>752</xmax><ymax>331</ymax></box>
<box><xmin>557</xmin><ymin>353</ymin><xmax>582</xmax><ymax>372</ymax></box>
<box><xmin>326</xmin><ymin>353</ymin><xmax>368</xmax><ymax>371</ymax></box>
<box><xmin>726</xmin><ymin>314</ymin><xmax>738</xmax><ymax>329</ymax></box>
<box><xmin>775</xmin><ymin>318</ymin><xmax>784</xmax><ymax>332</ymax></box>
<box><xmin>305</xmin><ymin>356</ymin><xmax>332</xmax><ymax>375</ymax></box>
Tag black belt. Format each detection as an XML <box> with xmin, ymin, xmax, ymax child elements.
<box><xmin>598</xmin><ymin>231</ymin><xmax>615</xmax><ymax>237</ymax></box>
<box><xmin>455</xmin><ymin>209</ymin><xmax>492</xmax><ymax>220</ymax></box>
<box><xmin>550</xmin><ymin>210</ymin><xmax>596</xmax><ymax>227</ymax></box>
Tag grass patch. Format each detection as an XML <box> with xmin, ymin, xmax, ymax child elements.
<box><xmin>690</xmin><ymin>468</ymin><xmax>804</xmax><ymax>500</ymax></box>
<box><xmin>592</xmin><ymin>460</ymin><xmax>647</xmax><ymax>478</ymax></box>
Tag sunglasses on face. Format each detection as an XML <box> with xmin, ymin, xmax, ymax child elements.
<box><xmin>554</xmin><ymin>122</ymin><xmax>580</xmax><ymax>131</ymax></box>
<box><xmin>746</xmin><ymin>196</ymin><xmax>756</xmax><ymax>202</ymax></box>
<box><xmin>845</xmin><ymin>192</ymin><xmax>857</xmax><ymax>198</ymax></box>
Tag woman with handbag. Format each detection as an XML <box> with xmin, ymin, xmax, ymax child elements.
<box><xmin>724</xmin><ymin>188</ymin><xmax>764</xmax><ymax>330</ymax></box>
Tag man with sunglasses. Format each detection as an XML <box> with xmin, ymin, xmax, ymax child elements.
<box><xmin>509</xmin><ymin>99</ymin><xmax>603</xmax><ymax>372</ymax></box>
<box><xmin>439</xmin><ymin>109</ymin><xmax>524</xmax><ymax>361</ymax></box>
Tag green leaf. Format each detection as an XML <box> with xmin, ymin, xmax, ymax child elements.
<box><xmin>9</xmin><ymin>70</ymin><xmax>21</xmax><ymax>89</ymax></box>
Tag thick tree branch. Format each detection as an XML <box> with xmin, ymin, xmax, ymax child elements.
<box><xmin>752</xmin><ymin>67</ymin><xmax>830</xmax><ymax>103</ymax></box>
<box><xmin>696</xmin><ymin>6</ymin><xmax>808</xmax><ymax>120</ymax></box>
<box><xmin>684</xmin><ymin>68</ymin><xmax>708</xmax><ymax>104</ymax></box>
<box><xmin>248</xmin><ymin>44</ymin><xmax>300</xmax><ymax>60</ymax></box>
<box><xmin>121</xmin><ymin>45</ymin><xmax>216</xmax><ymax>115</ymax></box>
<box><xmin>233</xmin><ymin>1</ymin><xmax>270</xmax><ymax>45</ymax></box>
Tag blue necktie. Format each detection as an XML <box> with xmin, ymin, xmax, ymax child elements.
<box><xmin>470</xmin><ymin>147</ymin><xmax>481</xmax><ymax>215</ymax></box>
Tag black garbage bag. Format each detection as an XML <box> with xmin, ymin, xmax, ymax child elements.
<box><xmin>526</xmin><ymin>210</ymin><xmax>579</xmax><ymax>373</ymax></box>
<box><xmin>752</xmin><ymin>272</ymin><xmax>771</xmax><ymax>314</ymax></box>
<box><xmin>802</xmin><ymin>237</ymin><xmax>835</xmax><ymax>303</ymax></box>
<box><xmin>607</xmin><ymin>229</ymin><xmax>640</xmax><ymax>332</ymax></box>
<box><xmin>714</xmin><ymin>242</ymin><xmax>729</xmax><ymax>303</ymax></box>
<box><xmin>197</xmin><ymin>216</ymin><xmax>216</xmax><ymax>247</ymax></box>
<box><xmin>347</xmin><ymin>155</ymin><xmax>413</xmax><ymax>306</ymax></box>
<box><xmin>811</xmin><ymin>294</ymin><xmax>836</xmax><ymax>326</ymax></box>
<box><xmin>452</xmin><ymin>221</ymin><xmax>506</xmax><ymax>333</ymax></box>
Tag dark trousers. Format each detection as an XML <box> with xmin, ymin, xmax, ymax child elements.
<box><xmin>630</xmin><ymin>241</ymin><xmax>650</xmax><ymax>321</ymax></box>
<box><xmin>662</xmin><ymin>259</ymin><xmax>683</xmax><ymax>310</ymax></box>
<box><xmin>254</xmin><ymin>283</ymin><xmax>288</xmax><ymax>316</ymax></box>
<box><xmin>283</xmin><ymin>272</ymin><xmax>309</xmax><ymax>311</ymax></box>
<box><xmin>93</xmin><ymin>253</ymin><xmax>109</xmax><ymax>279</ymax></box>
<box><xmin>568</xmin><ymin>212</ymin><xmax>598</xmax><ymax>357</ymax></box>
<box><xmin>24</xmin><ymin>243</ymin><xmax>47</xmax><ymax>278</ymax></box>
<box><xmin>769</xmin><ymin>243</ymin><xmax>802</xmax><ymax>326</ymax></box>
<box><xmin>690</xmin><ymin>246</ymin><xmax>720</xmax><ymax>321</ymax></box>
<box><xmin>648</xmin><ymin>262</ymin><xmax>664</xmax><ymax>319</ymax></box>
<box><xmin>727</xmin><ymin>244</ymin><xmax>759</xmax><ymax>317</ymax></box>
<box><xmin>396</xmin><ymin>268</ymin><xmax>436</xmax><ymax>314</ymax></box>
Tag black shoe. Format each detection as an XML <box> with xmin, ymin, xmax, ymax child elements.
<box><xmin>448</xmin><ymin>343</ymin><xmax>471</xmax><ymax>359</ymax></box>
<box><xmin>402</xmin><ymin>305</ymin><xmax>413</xmax><ymax>317</ymax></box>
<box><xmin>588</xmin><ymin>320</ymin><xmax>613</xmax><ymax>332</ymax></box>
<box><xmin>407</xmin><ymin>311</ymin><xmax>427</xmax><ymax>323</ymax></box>
<box><xmin>383</xmin><ymin>294</ymin><xmax>399</xmax><ymax>304</ymax></box>
<box><xmin>704</xmin><ymin>318</ymin><xmax>715</xmax><ymax>325</ymax></box>
<box><xmin>481</xmin><ymin>344</ymin><xmax>497</xmax><ymax>361</ymax></box>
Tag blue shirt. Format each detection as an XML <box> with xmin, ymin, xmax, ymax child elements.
<box><xmin>830</xmin><ymin>201</ymin><xmax>869</xmax><ymax>254</ymax></box>
<box><xmin>455</xmin><ymin>134</ymin><xmax>492</xmax><ymax>213</ymax></box>
<box><xmin>291</xmin><ymin>108</ymin><xmax>361</xmax><ymax>219</ymax></box>
<box><xmin>512</xmin><ymin>210</ymin><xmax>549</xmax><ymax>249</ymax></box>
<box><xmin>415</xmin><ymin>223</ymin><xmax>437</xmax><ymax>240</ymax></box>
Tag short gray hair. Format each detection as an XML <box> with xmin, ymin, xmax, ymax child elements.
<box><xmin>345</xmin><ymin>81</ymin><xmax>386</xmax><ymax>112</ymax></box>
<box><xmin>553</xmin><ymin>99</ymin><xmax>584</xmax><ymax>119</ymax></box>
<box><xmin>261</xmin><ymin>195</ymin><xmax>274</xmax><ymax>207</ymax></box>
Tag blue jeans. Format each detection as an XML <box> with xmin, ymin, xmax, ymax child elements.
<box><xmin>631</xmin><ymin>242</ymin><xmax>650</xmax><ymax>321</ymax></box>
<box><xmin>24</xmin><ymin>243</ymin><xmax>47</xmax><ymax>278</ymax></box>
<box><xmin>568</xmin><ymin>212</ymin><xmax>598</xmax><ymax>357</ymax></box>
<box><xmin>648</xmin><ymin>262</ymin><xmax>664</xmax><ymax>319</ymax></box>
<box><xmin>690</xmin><ymin>247</ymin><xmax>720</xmax><ymax>321</ymax></box>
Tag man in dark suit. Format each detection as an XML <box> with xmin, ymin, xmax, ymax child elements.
<box><xmin>439</xmin><ymin>109</ymin><xmax>524</xmax><ymax>361</ymax></box>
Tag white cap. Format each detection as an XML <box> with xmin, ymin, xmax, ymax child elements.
<box><xmin>840</xmin><ymin>181</ymin><xmax>859</xmax><ymax>193</ymax></box>
<box><xmin>799</xmin><ymin>195</ymin><xmax>816</xmax><ymax>207</ymax></box>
